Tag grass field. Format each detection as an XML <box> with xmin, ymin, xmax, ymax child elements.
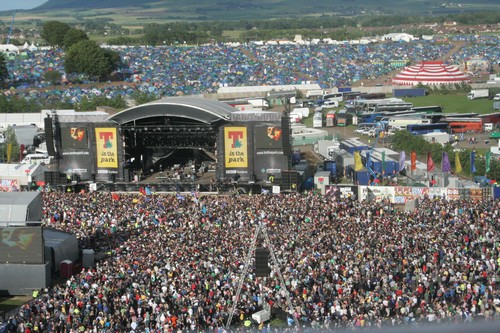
<box><xmin>300</xmin><ymin>94</ymin><xmax>499</xmax><ymax>128</ymax></box>
<box><xmin>0</xmin><ymin>296</ymin><xmax>31</xmax><ymax>317</ymax></box>
<box><xmin>404</xmin><ymin>94</ymin><xmax>497</xmax><ymax>114</ymax></box>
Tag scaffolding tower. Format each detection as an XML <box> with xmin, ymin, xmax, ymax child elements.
<box><xmin>225</xmin><ymin>223</ymin><xmax>294</xmax><ymax>328</ymax></box>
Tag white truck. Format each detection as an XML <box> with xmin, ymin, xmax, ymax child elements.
<box><xmin>467</xmin><ymin>89</ymin><xmax>489</xmax><ymax>100</ymax></box>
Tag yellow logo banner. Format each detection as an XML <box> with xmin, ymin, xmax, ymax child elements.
<box><xmin>95</xmin><ymin>128</ymin><xmax>118</xmax><ymax>168</ymax></box>
<box><xmin>224</xmin><ymin>127</ymin><xmax>247</xmax><ymax>168</ymax></box>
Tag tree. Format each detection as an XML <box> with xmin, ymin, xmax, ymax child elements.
<box><xmin>43</xmin><ymin>69</ymin><xmax>62</xmax><ymax>86</ymax></box>
<box><xmin>63</xmin><ymin>28</ymin><xmax>88</xmax><ymax>49</ymax></box>
<box><xmin>0</xmin><ymin>53</ymin><xmax>9</xmax><ymax>88</ymax></box>
<box><xmin>64</xmin><ymin>40</ymin><xmax>122</xmax><ymax>81</ymax></box>
<box><xmin>41</xmin><ymin>21</ymin><xmax>71</xmax><ymax>47</ymax></box>
<box><xmin>0</xmin><ymin>127</ymin><xmax>20</xmax><ymax>163</ymax></box>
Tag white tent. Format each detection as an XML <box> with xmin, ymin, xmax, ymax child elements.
<box><xmin>0</xmin><ymin>44</ymin><xmax>19</xmax><ymax>53</ymax></box>
<box><xmin>0</xmin><ymin>163</ymin><xmax>48</xmax><ymax>190</ymax></box>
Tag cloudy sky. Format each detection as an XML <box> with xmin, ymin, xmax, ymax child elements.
<box><xmin>0</xmin><ymin>0</ymin><xmax>47</xmax><ymax>11</ymax></box>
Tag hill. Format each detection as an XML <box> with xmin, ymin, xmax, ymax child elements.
<box><xmin>28</xmin><ymin>0</ymin><xmax>500</xmax><ymax>21</ymax></box>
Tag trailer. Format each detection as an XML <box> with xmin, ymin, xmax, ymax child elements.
<box><xmin>467</xmin><ymin>89</ymin><xmax>489</xmax><ymax>100</ymax></box>
<box><xmin>292</xmin><ymin>107</ymin><xmax>310</xmax><ymax>118</ymax></box>
<box><xmin>313</xmin><ymin>112</ymin><xmax>323</xmax><ymax>128</ymax></box>
<box><xmin>325</xmin><ymin>111</ymin><xmax>336</xmax><ymax>127</ymax></box>
<box><xmin>392</xmin><ymin>88</ymin><xmax>426</xmax><ymax>97</ymax></box>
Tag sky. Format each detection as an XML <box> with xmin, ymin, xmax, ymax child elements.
<box><xmin>0</xmin><ymin>0</ymin><xmax>47</xmax><ymax>11</ymax></box>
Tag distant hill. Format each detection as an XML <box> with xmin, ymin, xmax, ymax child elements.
<box><xmin>31</xmin><ymin>0</ymin><xmax>500</xmax><ymax>20</ymax></box>
<box><xmin>35</xmin><ymin>0</ymin><xmax>159</xmax><ymax>10</ymax></box>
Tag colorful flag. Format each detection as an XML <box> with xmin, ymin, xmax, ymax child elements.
<box><xmin>411</xmin><ymin>151</ymin><xmax>417</xmax><ymax>171</ymax></box>
<box><xmin>470</xmin><ymin>151</ymin><xmax>477</xmax><ymax>174</ymax></box>
<box><xmin>398</xmin><ymin>151</ymin><xmax>406</xmax><ymax>172</ymax></box>
<box><xmin>139</xmin><ymin>187</ymin><xmax>146</xmax><ymax>195</ymax></box>
<box><xmin>427</xmin><ymin>152</ymin><xmax>435</xmax><ymax>172</ymax></box>
<box><xmin>455</xmin><ymin>152</ymin><xmax>462</xmax><ymax>174</ymax></box>
<box><xmin>7</xmin><ymin>143</ymin><xmax>12</xmax><ymax>163</ymax></box>
<box><xmin>354</xmin><ymin>151</ymin><xmax>363</xmax><ymax>171</ymax></box>
<box><xmin>111</xmin><ymin>192</ymin><xmax>120</xmax><ymax>201</ymax></box>
<box><xmin>485</xmin><ymin>151</ymin><xmax>491</xmax><ymax>173</ymax></box>
<box><xmin>145</xmin><ymin>186</ymin><xmax>152</xmax><ymax>195</ymax></box>
<box><xmin>441</xmin><ymin>152</ymin><xmax>451</xmax><ymax>173</ymax></box>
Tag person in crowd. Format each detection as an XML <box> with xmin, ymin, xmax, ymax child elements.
<box><xmin>5</xmin><ymin>191</ymin><xmax>498</xmax><ymax>332</ymax></box>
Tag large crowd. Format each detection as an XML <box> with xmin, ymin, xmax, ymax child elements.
<box><xmin>3</xmin><ymin>191</ymin><xmax>499</xmax><ymax>332</ymax></box>
<box><xmin>3</xmin><ymin>34</ymin><xmax>499</xmax><ymax>107</ymax></box>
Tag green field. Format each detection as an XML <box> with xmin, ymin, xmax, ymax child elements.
<box><xmin>300</xmin><ymin>94</ymin><xmax>499</xmax><ymax>128</ymax></box>
<box><xmin>403</xmin><ymin>94</ymin><xmax>497</xmax><ymax>114</ymax></box>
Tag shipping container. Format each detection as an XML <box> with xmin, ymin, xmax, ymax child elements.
<box><xmin>340</xmin><ymin>138</ymin><xmax>369</xmax><ymax>155</ymax></box>
<box><xmin>323</xmin><ymin>160</ymin><xmax>337</xmax><ymax>178</ymax></box>
<box><xmin>392</xmin><ymin>88</ymin><xmax>426</xmax><ymax>97</ymax></box>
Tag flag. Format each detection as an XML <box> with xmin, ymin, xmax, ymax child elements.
<box><xmin>139</xmin><ymin>187</ymin><xmax>146</xmax><ymax>195</ymax></box>
<box><xmin>176</xmin><ymin>193</ymin><xmax>185</xmax><ymax>201</ymax></box>
<box><xmin>111</xmin><ymin>193</ymin><xmax>120</xmax><ymax>201</ymax></box>
<box><xmin>398</xmin><ymin>151</ymin><xmax>406</xmax><ymax>172</ymax></box>
<box><xmin>441</xmin><ymin>152</ymin><xmax>451</xmax><ymax>173</ymax></box>
<box><xmin>470</xmin><ymin>151</ymin><xmax>477</xmax><ymax>174</ymax></box>
<box><xmin>7</xmin><ymin>143</ymin><xmax>12</xmax><ymax>163</ymax></box>
<box><xmin>145</xmin><ymin>186</ymin><xmax>152</xmax><ymax>195</ymax></box>
<box><xmin>354</xmin><ymin>151</ymin><xmax>363</xmax><ymax>171</ymax></box>
<box><xmin>427</xmin><ymin>152</ymin><xmax>435</xmax><ymax>172</ymax></box>
<box><xmin>381</xmin><ymin>151</ymin><xmax>386</xmax><ymax>175</ymax></box>
<box><xmin>455</xmin><ymin>152</ymin><xmax>462</xmax><ymax>174</ymax></box>
<box><xmin>485</xmin><ymin>151</ymin><xmax>491</xmax><ymax>173</ymax></box>
<box><xmin>411</xmin><ymin>151</ymin><xmax>417</xmax><ymax>171</ymax></box>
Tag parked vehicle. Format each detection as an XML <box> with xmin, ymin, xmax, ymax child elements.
<box><xmin>467</xmin><ymin>89</ymin><xmax>489</xmax><ymax>100</ymax></box>
<box><xmin>21</xmin><ymin>153</ymin><xmax>52</xmax><ymax>165</ymax></box>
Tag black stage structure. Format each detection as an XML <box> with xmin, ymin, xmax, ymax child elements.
<box><xmin>45</xmin><ymin>97</ymin><xmax>298</xmax><ymax>193</ymax></box>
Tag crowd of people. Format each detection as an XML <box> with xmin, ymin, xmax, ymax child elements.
<box><xmin>3</xmin><ymin>34</ymin><xmax>499</xmax><ymax>107</ymax></box>
<box><xmin>3</xmin><ymin>191</ymin><xmax>499</xmax><ymax>332</ymax></box>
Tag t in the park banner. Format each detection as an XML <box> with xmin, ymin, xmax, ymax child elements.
<box><xmin>95</xmin><ymin>128</ymin><xmax>118</xmax><ymax>169</ymax></box>
<box><xmin>224</xmin><ymin>127</ymin><xmax>248</xmax><ymax>168</ymax></box>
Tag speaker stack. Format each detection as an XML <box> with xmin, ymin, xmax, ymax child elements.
<box><xmin>255</xmin><ymin>248</ymin><xmax>271</xmax><ymax>277</ymax></box>
<box><xmin>281</xmin><ymin>170</ymin><xmax>299</xmax><ymax>192</ymax></box>
<box><xmin>44</xmin><ymin>117</ymin><xmax>56</xmax><ymax>157</ymax></box>
<box><xmin>281</xmin><ymin>116</ymin><xmax>292</xmax><ymax>156</ymax></box>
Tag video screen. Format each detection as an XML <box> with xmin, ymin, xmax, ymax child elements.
<box><xmin>61</xmin><ymin>126</ymin><xmax>89</xmax><ymax>151</ymax></box>
<box><xmin>0</xmin><ymin>227</ymin><xmax>44</xmax><ymax>264</ymax></box>
<box><xmin>255</xmin><ymin>125</ymin><xmax>283</xmax><ymax>149</ymax></box>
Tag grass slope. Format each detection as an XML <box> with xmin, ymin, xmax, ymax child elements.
<box><xmin>30</xmin><ymin>0</ymin><xmax>500</xmax><ymax>20</ymax></box>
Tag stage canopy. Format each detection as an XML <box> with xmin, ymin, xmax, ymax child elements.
<box><xmin>107</xmin><ymin>96</ymin><xmax>236</xmax><ymax>125</ymax></box>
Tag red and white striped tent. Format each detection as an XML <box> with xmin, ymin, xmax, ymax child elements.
<box><xmin>392</xmin><ymin>61</ymin><xmax>470</xmax><ymax>85</ymax></box>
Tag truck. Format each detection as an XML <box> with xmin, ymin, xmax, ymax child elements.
<box><xmin>292</xmin><ymin>107</ymin><xmax>310</xmax><ymax>118</ymax></box>
<box><xmin>314</xmin><ymin>139</ymin><xmax>340</xmax><ymax>160</ymax></box>
<box><xmin>392</xmin><ymin>88</ymin><xmax>426</xmax><ymax>97</ymax></box>
<box><xmin>467</xmin><ymin>89</ymin><xmax>489</xmax><ymax>100</ymax></box>
<box><xmin>312</xmin><ymin>112</ymin><xmax>323</xmax><ymax>128</ymax></box>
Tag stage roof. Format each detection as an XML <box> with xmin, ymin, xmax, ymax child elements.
<box><xmin>107</xmin><ymin>96</ymin><xmax>236</xmax><ymax>125</ymax></box>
